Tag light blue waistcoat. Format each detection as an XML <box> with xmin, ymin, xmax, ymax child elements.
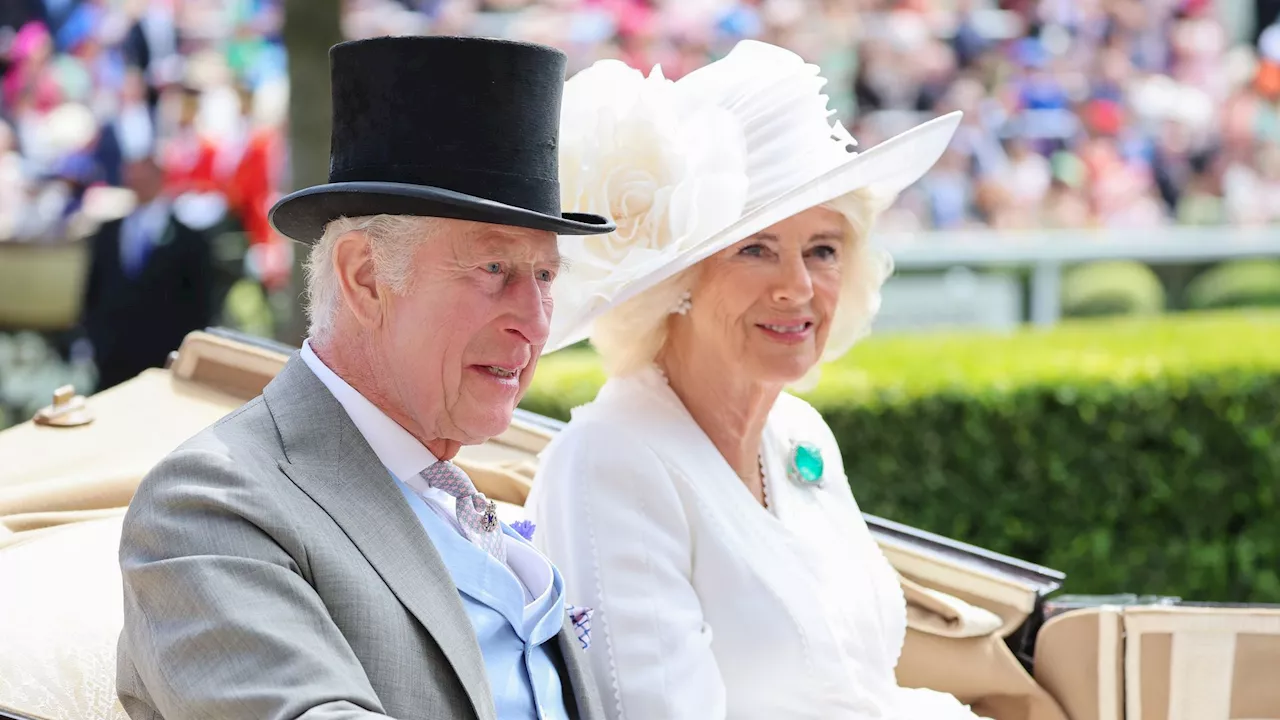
<box><xmin>392</xmin><ymin>475</ymin><xmax>570</xmax><ymax>720</ymax></box>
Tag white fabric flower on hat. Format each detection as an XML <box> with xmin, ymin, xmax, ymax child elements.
<box><xmin>553</xmin><ymin>60</ymin><xmax>749</xmax><ymax>340</ymax></box>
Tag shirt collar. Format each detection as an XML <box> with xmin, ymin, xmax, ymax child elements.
<box><xmin>124</xmin><ymin>198</ymin><xmax>168</xmax><ymax>233</ymax></box>
<box><xmin>300</xmin><ymin>339</ymin><xmax>438</xmax><ymax>480</ymax></box>
<box><xmin>137</xmin><ymin>198</ymin><xmax>168</xmax><ymax>223</ymax></box>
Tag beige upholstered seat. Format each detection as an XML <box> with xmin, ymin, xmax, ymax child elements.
<box><xmin>0</xmin><ymin>516</ymin><xmax>130</xmax><ymax>720</ymax></box>
<box><xmin>1035</xmin><ymin>605</ymin><xmax>1280</xmax><ymax>720</ymax></box>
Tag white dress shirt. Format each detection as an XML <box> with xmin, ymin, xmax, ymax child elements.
<box><xmin>528</xmin><ymin>366</ymin><xmax>988</xmax><ymax>720</ymax></box>
<box><xmin>300</xmin><ymin>340</ymin><xmax>550</xmax><ymax>604</ymax></box>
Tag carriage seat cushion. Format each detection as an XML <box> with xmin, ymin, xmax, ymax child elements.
<box><xmin>0</xmin><ymin>516</ymin><xmax>130</xmax><ymax>720</ymax></box>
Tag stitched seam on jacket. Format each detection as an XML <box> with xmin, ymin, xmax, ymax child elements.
<box><xmin>582</xmin><ymin>445</ymin><xmax>627</xmax><ymax>720</ymax></box>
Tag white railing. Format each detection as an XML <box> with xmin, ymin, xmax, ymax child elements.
<box><xmin>873</xmin><ymin>227</ymin><xmax>1280</xmax><ymax>326</ymax></box>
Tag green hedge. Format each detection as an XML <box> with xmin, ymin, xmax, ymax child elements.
<box><xmin>1187</xmin><ymin>259</ymin><xmax>1280</xmax><ymax>311</ymax></box>
<box><xmin>1061</xmin><ymin>260</ymin><xmax>1166</xmax><ymax>318</ymax></box>
<box><xmin>522</xmin><ymin>310</ymin><xmax>1280</xmax><ymax>603</ymax></box>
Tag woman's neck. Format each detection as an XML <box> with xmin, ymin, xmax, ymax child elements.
<box><xmin>657</xmin><ymin>347</ymin><xmax>782</xmax><ymax>505</ymax></box>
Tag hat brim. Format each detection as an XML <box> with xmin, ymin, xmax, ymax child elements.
<box><xmin>545</xmin><ymin>110</ymin><xmax>964</xmax><ymax>353</ymax></box>
<box><xmin>269</xmin><ymin>181</ymin><xmax>616</xmax><ymax>242</ymax></box>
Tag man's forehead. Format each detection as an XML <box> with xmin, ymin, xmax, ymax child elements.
<box><xmin>451</xmin><ymin>223</ymin><xmax>560</xmax><ymax>261</ymax></box>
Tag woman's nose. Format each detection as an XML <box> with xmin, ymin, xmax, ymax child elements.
<box><xmin>771</xmin><ymin>252</ymin><xmax>814</xmax><ymax>305</ymax></box>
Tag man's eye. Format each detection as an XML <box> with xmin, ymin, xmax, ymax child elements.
<box><xmin>484</xmin><ymin>262</ymin><xmax>503</xmax><ymax>274</ymax></box>
<box><xmin>537</xmin><ymin>269</ymin><xmax>555</xmax><ymax>283</ymax></box>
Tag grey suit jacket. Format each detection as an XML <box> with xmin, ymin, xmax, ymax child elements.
<box><xmin>116</xmin><ymin>355</ymin><xmax>604</xmax><ymax>720</ymax></box>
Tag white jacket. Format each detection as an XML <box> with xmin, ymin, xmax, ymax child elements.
<box><xmin>527</xmin><ymin>367</ymin><xmax>984</xmax><ymax>720</ymax></box>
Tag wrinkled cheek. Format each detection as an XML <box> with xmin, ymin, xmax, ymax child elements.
<box><xmin>812</xmin><ymin>323</ymin><xmax>832</xmax><ymax>356</ymax></box>
<box><xmin>421</xmin><ymin>355</ymin><xmax>451</xmax><ymax>404</ymax></box>
<box><xmin>812</xmin><ymin>271</ymin><xmax>844</xmax><ymax>313</ymax></box>
<box><xmin>519</xmin><ymin>356</ymin><xmax>540</xmax><ymax>395</ymax></box>
<box><xmin>696</xmin><ymin>299</ymin><xmax>744</xmax><ymax>358</ymax></box>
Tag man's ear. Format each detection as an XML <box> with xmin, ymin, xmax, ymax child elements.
<box><xmin>333</xmin><ymin>230</ymin><xmax>383</xmax><ymax>329</ymax></box>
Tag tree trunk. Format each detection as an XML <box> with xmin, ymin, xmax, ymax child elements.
<box><xmin>278</xmin><ymin>0</ymin><xmax>342</xmax><ymax>345</ymax></box>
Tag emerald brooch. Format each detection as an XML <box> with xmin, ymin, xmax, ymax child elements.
<box><xmin>787</xmin><ymin>441</ymin><xmax>825</xmax><ymax>487</ymax></box>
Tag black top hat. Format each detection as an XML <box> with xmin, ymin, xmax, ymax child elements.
<box><xmin>269</xmin><ymin>36</ymin><xmax>615</xmax><ymax>242</ymax></box>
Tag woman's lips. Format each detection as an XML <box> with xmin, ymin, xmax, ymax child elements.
<box><xmin>756</xmin><ymin>320</ymin><xmax>814</xmax><ymax>343</ymax></box>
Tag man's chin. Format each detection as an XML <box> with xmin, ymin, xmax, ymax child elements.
<box><xmin>455</xmin><ymin>378</ymin><xmax>526</xmax><ymax>441</ymax></box>
<box><xmin>454</xmin><ymin>407</ymin><xmax>517</xmax><ymax>446</ymax></box>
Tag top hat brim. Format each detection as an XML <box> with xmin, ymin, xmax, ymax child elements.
<box><xmin>269</xmin><ymin>181</ymin><xmax>616</xmax><ymax>243</ymax></box>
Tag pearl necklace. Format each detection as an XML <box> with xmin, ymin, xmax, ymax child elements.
<box><xmin>759</xmin><ymin>453</ymin><xmax>770</xmax><ymax>510</ymax></box>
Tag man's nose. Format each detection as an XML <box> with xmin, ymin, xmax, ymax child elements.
<box><xmin>505</xmin><ymin>274</ymin><xmax>552</xmax><ymax>346</ymax></box>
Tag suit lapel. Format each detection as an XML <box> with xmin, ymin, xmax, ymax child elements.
<box><xmin>263</xmin><ymin>356</ymin><xmax>496</xmax><ymax>720</ymax></box>
<box><xmin>557</xmin><ymin>619</ymin><xmax>604</xmax><ymax>719</ymax></box>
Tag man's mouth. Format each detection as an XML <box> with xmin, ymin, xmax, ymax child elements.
<box><xmin>482</xmin><ymin>365</ymin><xmax>519</xmax><ymax>379</ymax></box>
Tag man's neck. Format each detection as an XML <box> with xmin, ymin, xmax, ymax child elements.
<box><xmin>134</xmin><ymin>195</ymin><xmax>165</xmax><ymax>212</ymax></box>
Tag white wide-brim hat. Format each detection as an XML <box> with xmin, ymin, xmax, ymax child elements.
<box><xmin>546</xmin><ymin>40</ymin><xmax>962</xmax><ymax>353</ymax></box>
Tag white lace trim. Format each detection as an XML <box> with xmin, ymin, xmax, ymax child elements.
<box><xmin>578</xmin><ymin>438</ymin><xmax>626</xmax><ymax>719</ymax></box>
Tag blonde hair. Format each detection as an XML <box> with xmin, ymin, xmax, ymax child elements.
<box><xmin>590</xmin><ymin>188</ymin><xmax>895</xmax><ymax>381</ymax></box>
<box><xmin>303</xmin><ymin>214</ymin><xmax>442</xmax><ymax>343</ymax></box>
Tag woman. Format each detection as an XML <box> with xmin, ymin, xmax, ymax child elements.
<box><xmin>527</xmin><ymin>41</ymin><xmax>981</xmax><ymax>719</ymax></box>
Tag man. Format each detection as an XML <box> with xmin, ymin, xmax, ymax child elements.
<box><xmin>115</xmin><ymin>36</ymin><xmax>614</xmax><ymax>720</ymax></box>
<box><xmin>82</xmin><ymin>152</ymin><xmax>216</xmax><ymax>391</ymax></box>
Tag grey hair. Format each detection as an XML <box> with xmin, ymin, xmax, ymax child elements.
<box><xmin>303</xmin><ymin>214</ymin><xmax>443</xmax><ymax>343</ymax></box>
<box><xmin>589</xmin><ymin>188</ymin><xmax>895</xmax><ymax>382</ymax></box>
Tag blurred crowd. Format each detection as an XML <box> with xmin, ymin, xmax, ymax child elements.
<box><xmin>355</xmin><ymin>0</ymin><xmax>1280</xmax><ymax>232</ymax></box>
<box><xmin>0</xmin><ymin>0</ymin><xmax>289</xmax><ymax>282</ymax></box>
<box><xmin>2</xmin><ymin>0</ymin><xmax>1280</xmax><ymax>251</ymax></box>
<box><xmin>0</xmin><ymin>0</ymin><xmax>290</xmax><ymax>402</ymax></box>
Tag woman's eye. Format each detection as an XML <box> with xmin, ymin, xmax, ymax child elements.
<box><xmin>484</xmin><ymin>262</ymin><xmax>503</xmax><ymax>274</ymax></box>
<box><xmin>810</xmin><ymin>244</ymin><xmax>839</xmax><ymax>261</ymax></box>
<box><xmin>738</xmin><ymin>244</ymin><xmax>767</xmax><ymax>257</ymax></box>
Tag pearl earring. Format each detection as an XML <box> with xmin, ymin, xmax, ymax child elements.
<box><xmin>670</xmin><ymin>291</ymin><xmax>692</xmax><ymax>316</ymax></box>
